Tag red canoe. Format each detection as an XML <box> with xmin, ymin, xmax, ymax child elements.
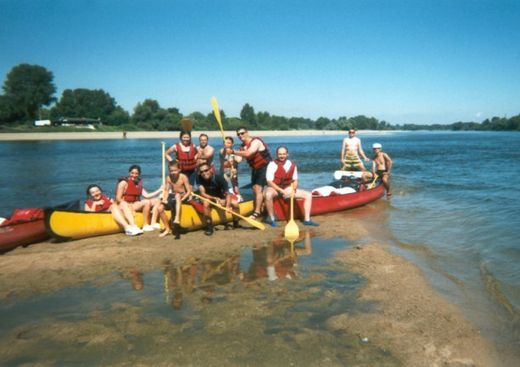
<box><xmin>0</xmin><ymin>201</ymin><xmax>79</xmax><ymax>254</ymax></box>
<box><xmin>272</xmin><ymin>183</ymin><xmax>385</xmax><ymax>221</ymax></box>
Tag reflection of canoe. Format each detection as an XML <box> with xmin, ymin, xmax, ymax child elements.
<box><xmin>45</xmin><ymin>200</ymin><xmax>255</xmax><ymax>242</ymax></box>
<box><xmin>272</xmin><ymin>183</ymin><xmax>385</xmax><ymax>221</ymax></box>
<box><xmin>0</xmin><ymin>201</ymin><xmax>80</xmax><ymax>253</ymax></box>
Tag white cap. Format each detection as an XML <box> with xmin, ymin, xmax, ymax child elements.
<box><xmin>372</xmin><ymin>143</ymin><xmax>382</xmax><ymax>149</ymax></box>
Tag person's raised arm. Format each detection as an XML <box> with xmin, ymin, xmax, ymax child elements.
<box><xmin>165</xmin><ymin>144</ymin><xmax>176</xmax><ymax>162</ymax></box>
<box><xmin>232</xmin><ymin>139</ymin><xmax>261</xmax><ymax>159</ymax></box>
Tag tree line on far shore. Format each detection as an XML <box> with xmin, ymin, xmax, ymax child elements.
<box><xmin>1</xmin><ymin>63</ymin><xmax>519</xmax><ymax>132</ymax></box>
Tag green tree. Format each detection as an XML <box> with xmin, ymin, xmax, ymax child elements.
<box><xmin>240</xmin><ymin>103</ymin><xmax>257</xmax><ymax>127</ymax></box>
<box><xmin>2</xmin><ymin>64</ymin><xmax>56</xmax><ymax>121</ymax></box>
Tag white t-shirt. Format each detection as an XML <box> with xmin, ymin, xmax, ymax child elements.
<box><xmin>266</xmin><ymin>160</ymin><xmax>298</xmax><ymax>182</ymax></box>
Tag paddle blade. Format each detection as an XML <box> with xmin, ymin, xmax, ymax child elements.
<box><xmin>210</xmin><ymin>96</ymin><xmax>222</xmax><ymax>124</ymax></box>
<box><xmin>284</xmin><ymin>220</ymin><xmax>299</xmax><ymax>242</ymax></box>
<box><xmin>181</xmin><ymin>117</ymin><xmax>193</xmax><ymax>132</ymax></box>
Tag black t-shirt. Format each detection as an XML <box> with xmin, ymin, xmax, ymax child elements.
<box><xmin>196</xmin><ymin>173</ymin><xmax>229</xmax><ymax>198</ymax></box>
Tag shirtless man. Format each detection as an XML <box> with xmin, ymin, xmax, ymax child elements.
<box><xmin>371</xmin><ymin>143</ymin><xmax>393</xmax><ymax>197</ymax></box>
<box><xmin>340</xmin><ymin>128</ymin><xmax>369</xmax><ymax>171</ymax></box>
<box><xmin>115</xmin><ymin>165</ymin><xmax>163</xmax><ymax>232</ymax></box>
<box><xmin>197</xmin><ymin>133</ymin><xmax>215</xmax><ymax>171</ymax></box>
<box><xmin>157</xmin><ymin>161</ymin><xmax>192</xmax><ymax>239</ymax></box>
<box><xmin>227</xmin><ymin>127</ymin><xmax>271</xmax><ymax>220</ymax></box>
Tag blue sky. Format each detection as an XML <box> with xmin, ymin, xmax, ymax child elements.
<box><xmin>1</xmin><ymin>0</ymin><xmax>519</xmax><ymax>124</ymax></box>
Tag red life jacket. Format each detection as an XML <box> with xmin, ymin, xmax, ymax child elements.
<box><xmin>118</xmin><ymin>177</ymin><xmax>143</xmax><ymax>203</ymax></box>
<box><xmin>175</xmin><ymin>143</ymin><xmax>198</xmax><ymax>171</ymax></box>
<box><xmin>272</xmin><ymin>160</ymin><xmax>296</xmax><ymax>188</ymax></box>
<box><xmin>243</xmin><ymin>137</ymin><xmax>271</xmax><ymax>169</ymax></box>
<box><xmin>85</xmin><ymin>194</ymin><xmax>112</xmax><ymax>212</ymax></box>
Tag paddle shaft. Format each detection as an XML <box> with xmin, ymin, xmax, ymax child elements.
<box><xmin>161</xmin><ymin>142</ymin><xmax>167</xmax><ymax>201</ymax></box>
<box><xmin>210</xmin><ymin>97</ymin><xmax>226</xmax><ymax>143</ymax></box>
<box><xmin>191</xmin><ymin>192</ymin><xmax>265</xmax><ymax>230</ymax></box>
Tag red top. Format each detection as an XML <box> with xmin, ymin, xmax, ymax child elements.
<box><xmin>119</xmin><ymin>178</ymin><xmax>143</xmax><ymax>203</ymax></box>
<box><xmin>272</xmin><ymin>160</ymin><xmax>296</xmax><ymax>189</ymax></box>
<box><xmin>175</xmin><ymin>143</ymin><xmax>198</xmax><ymax>171</ymax></box>
<box><xmin>243</xmin><ymin>137</ymin><xmax>271</xmax><ymax>169</ymax></box>
<box><xmin>86</xmin><ymin>194</ymin><xmax>113</xmax><ymax>212</ymax></box>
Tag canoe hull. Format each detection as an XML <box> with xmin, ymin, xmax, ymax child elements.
<box><xmin>0</xmin><ymin>220</ymin><xmax>48</xmax><ymax>254</ymax></box>
<box><xmin>45</xmin><ymin>200</ymin><xmax>254</xmax><ymax>241</ymax></box>
<box><xmin>273</xmin><ymin>184</ymin><xmax>385</xmax><ymax>221</ymax></box>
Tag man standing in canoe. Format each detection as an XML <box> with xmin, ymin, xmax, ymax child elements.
<box><xmin>263</xmin><ymin>146</ymin><xmax>319</xmax><ymax>227</ymax></box>
<box><xmin>115</xmin><ymin>164</ymin><xmax>163</xmax><ymax>232</ymax></box>
<box><xmin>371</xmin><ymin>143</ymin><xmax>393</xmax><ymax>197</ymax></box>
<box><xmin>197</xmin><ymin>163</ymin><xmax>240</xmax><ymax>236</ymax></box>
<box><xmin>227</xmin><ymin>127</ymin><xmax>271</xmax><ymax>220</ymax></box>
<box><xmin>340</xmin><ymin>128</ymin><xmax>370</xmax><ymax>171</ymax></box>
<box><xmin>165</xmin><ymin>131</ymin><xmax>199</xmax><ymax>185</ymax></box>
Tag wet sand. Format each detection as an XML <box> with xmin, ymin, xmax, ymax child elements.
<box><xmin>0</xmin><ymin>129</ymin><xmax>396</xmax><ymax>141</ymax></box>
<box><xmin>0</xmin><ymin>212</ymin><xmax>503</xmax><ymax>366</ymax></box>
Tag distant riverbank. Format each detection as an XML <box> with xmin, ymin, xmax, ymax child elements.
<box><xmin>0</xmin><ymin>130</ymin><xmax>399</xmax><ymax>141</ymax></box>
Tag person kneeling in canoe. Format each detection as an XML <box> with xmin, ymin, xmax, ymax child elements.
<box><xmin>116</xmin><ymin>164</ymin><xmax>163</xmax><ymax>232</ymax></box>
<box><xmin>157</xmin><ymin>161</ymin><xmax>192</xmax><ymax>239</ymax></box>
<box><xmin>84</xmin><ymin>184</ymin><xmax>143</xmax><ymax>236</ymax></box>
<box><xmin>197</xmin><ymin>163</ymin><xmax>240</xmax><ymax>236</ymax></box>
<box><xmin>264</xmin><ymin>146</ymin><xmax>319</xmax><ymax>227</ymax></box>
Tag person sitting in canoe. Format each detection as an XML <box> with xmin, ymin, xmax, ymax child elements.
<box><xmin>165</xmin><ymin>130</ymin><xmax>199</xmax><ymax>186</ymax></box>
<box><xmin>84</xmin><ymin>184</ymin><xmax>143</xmax><ymax>236</ymax></box>
<box><xmin>219</xmin><ymin>136</ymin><xmax>243</xmax><ymax>201</ymax></box>
<box><xmin>371</xmin><ymin>143</ymin><xmax>393</xmax><ymax>197</ymax></box>
<box><xmin>263</xmin><ymin>146</ymin><xmax>319</xmax><ymax>227</ymax></box>
<box><xmin>115</xmin><ymin>164</ymin><xmax>163</xmax><ymax>232</ymax></box>
<box><xmin>196</xmin><ymin>162</ymin><xmax>240</xmax><ymax>236</ymax></box>
<box><xmin>197</xmin><ymin>133</ymin><xmax>216</xmax><ymax>172</ymax></box>
<box><xmin>340</xmin><ymin>128</ymin><xmax>370</xmax><ymax>171</ymax></box>
<box><xmin>156</xmin><ymin>161</ymin><xmax>192</xmax><ymax>239</ymax></box>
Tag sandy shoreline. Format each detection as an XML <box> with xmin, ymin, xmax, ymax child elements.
<box><xmin>0</xmin><ymin>129</ymin><xmax>397</xmax><ymax>141</ymax></box>
<box><xmin>0</xmin><ymin>211</ymin><xmax>505</xmax><ymax>365</ymax></box>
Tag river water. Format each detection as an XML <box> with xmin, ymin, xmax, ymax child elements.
<box><xmin>1</xmin><ymin>131</ymin><xmax>519</xmax><ymax>363</ymax></box>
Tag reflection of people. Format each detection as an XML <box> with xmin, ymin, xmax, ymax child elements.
<box><xmin>197</xmin><ymin>163</ymin><xmax>240</xmax><ymax>236</ymax></box>
<box><xmin>115</xmin><ymin>165</ymin><xmax>163</xmax><ymax>232</ymax></box>
<box><xmin>163</xmin><ymin>259</ymin><xmax>198</xmax><ymax>310</ymax></box>
<box><xmin>219</xmin><ymin>136</ymin><xmax>242</xmax><ymax>200</ymax></box>
<box><xmin>228</xmin><ymin>127</ymin><xmax>271</xmax><ymax>220</ymax></box>
<box><xmin>84</xmin><ymin>184</ymin><xmax>142</xmax><ymax>236</ymax></box>
<box><xmin>264</xmin><ymin>146</ymin><xmax>319</xmax><ymax>227</ymax></box>
<box><xmin>165</xmin><ymin>131</ymin><xmax>199</xmax><ymax>185</ymax></box>
<box><xmin>371</xmin><ymin>143</ymin><xmax>393</xmax><ymax>197</ymax></box>
<box><xmin>340</xmin><ymin>128</ymin><xmax>369</xmax><ymax>170</ymax></box>
<box><xmin>157</xmin><ymin>162</ymin><xmax>192</xmax><ymax>239</ymax></box>
<box><xmin>129</xmin><ymin>268</ymin><xmax>144</xmax><ymax>290</ymax></box>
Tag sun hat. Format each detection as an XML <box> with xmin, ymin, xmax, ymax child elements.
<box><xmin>372</xmin><ymin>143</ymin><xmax>382</xmax><ymax>149</ymax></box>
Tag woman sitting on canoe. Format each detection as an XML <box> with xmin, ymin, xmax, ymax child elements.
<box><xmin>115</xmin><ymin>164</ymin><xmax>163</xmax><ymax>232</ymax></box>
<box><xmin>84</xmin><ymin>184</ymin><xmax>143</xmax><ymax>236</ymax></box>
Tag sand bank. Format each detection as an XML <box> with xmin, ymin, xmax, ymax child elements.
<box><xmin>0</xmin><ymin>129</ymin><xmax>397</xmax><ymax>141</ymax></box>
<box><xmin>0</xmin><ymin>210</ymin><xmax>503</xmax><ymax>365</ymax></box>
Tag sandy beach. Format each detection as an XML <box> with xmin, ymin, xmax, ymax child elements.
<box><xmin>0</xmin><ymin>129</ymin><xmax>397</xmax><ymax>141</ymax></box>
<box><xmin>0</xmin><ymin>211</ymin><xmax>503</xmax><ymax>366</ymax></box>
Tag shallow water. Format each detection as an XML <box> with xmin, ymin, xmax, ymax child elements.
<box><xmin>1</xmin><ymin>131</ymin><xmax>520</xmax><ymax>361</ymax></box>
<box><xmin>0</xmin><ymin>235</ymin><xmax>401</xmax><ymax>365</ymax></box>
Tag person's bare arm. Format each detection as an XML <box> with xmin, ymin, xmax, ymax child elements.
<box><xmin>165</xmin><ymin>144</ymin><xmax>176</xmax><ymax>162</ymax></box>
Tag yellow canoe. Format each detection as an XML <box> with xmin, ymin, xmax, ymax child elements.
<box><xmin>45</xmin><ymin>200</ymin><xmax>254</xmax><ymax>241</ymax></box>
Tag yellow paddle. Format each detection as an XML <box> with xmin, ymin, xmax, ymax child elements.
<box><xmin>210</xmin><ymin>96</ymin><xmax>226</xmax><ymax>143</ymax></box>
<box><xmin>284</xmin><ymin>184</ymin><xmax>299</xmax><ymax>242</ymax></box>
<box><xmin>181</xmin><ymin>117</ymin><xmax>193</xmax><ymax>132</ymax></box>
<box><xmin>191</xmin><ymin>192</ymin><xmax>265</xmax><ymax>230</ymax></box>
<box><xmin>161</xmin><ymin>142</ymin><xmax>168</xmax><ymax>202</ymax></box>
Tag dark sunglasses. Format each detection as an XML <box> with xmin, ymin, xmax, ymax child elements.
<box><xmin>237</xmin><ymin>131</ymin><xmax>247</xmax><ymax>136</ymax></box>
<box><xmin>200</xmin><ymin>168</ymin><xmax>211</xmax><ymax>173</ymax></box>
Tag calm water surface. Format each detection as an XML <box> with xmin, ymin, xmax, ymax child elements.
<box><xmin>1</xmin><ymin>131</ymin><xmax>519</xmax><ymax>362</ymax></box>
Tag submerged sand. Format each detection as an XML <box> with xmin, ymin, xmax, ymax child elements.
<box><xmin>0</xmin><ymin>212</ymin><xmax>503</xmax><ymax>366</ymax></box>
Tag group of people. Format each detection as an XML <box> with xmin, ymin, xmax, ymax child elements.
<box><xmin>84</xmin><ymin>127</ymin><xmax>392</xmax><ymax>238</ymax></box>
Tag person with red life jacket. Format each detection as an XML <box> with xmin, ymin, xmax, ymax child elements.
<box><xmin>165</xmin><ymin>131</ymin><xmax>199</xmax><ymax>185</ymax></box>
<box><xmin>226</xmin><ymin>127</ymin><xmax>271</xmax><ymax>220</ymax></box>
<box><xmin>84</xmin><ymin>184</ymin><xmax>143</xmax><ymax>236</ymax></box>
<box><xmin>264</xmin><ymin>146</ymin><xmax>319</xmax><ymax>227</ymax></box>
<box><xmin>115</xmin><ymin>164</ymin><xmax>163</xmax><ymax>232</ymax></box>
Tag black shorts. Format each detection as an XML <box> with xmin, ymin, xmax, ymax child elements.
<box><xmin>251</xmin><ymin>165</ymin><xmax>268</xmax><ymax>187</ymax></box>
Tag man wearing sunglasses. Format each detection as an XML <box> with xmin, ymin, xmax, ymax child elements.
<box><xmin>197</xmin><ymin>163</ymin><xmax>240</xmax><ymax>235</ymax></box>
<box><xmin>227</xmin><ymin>127</ymin><xmax>271</xmax><ymax>220</ymax></box>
